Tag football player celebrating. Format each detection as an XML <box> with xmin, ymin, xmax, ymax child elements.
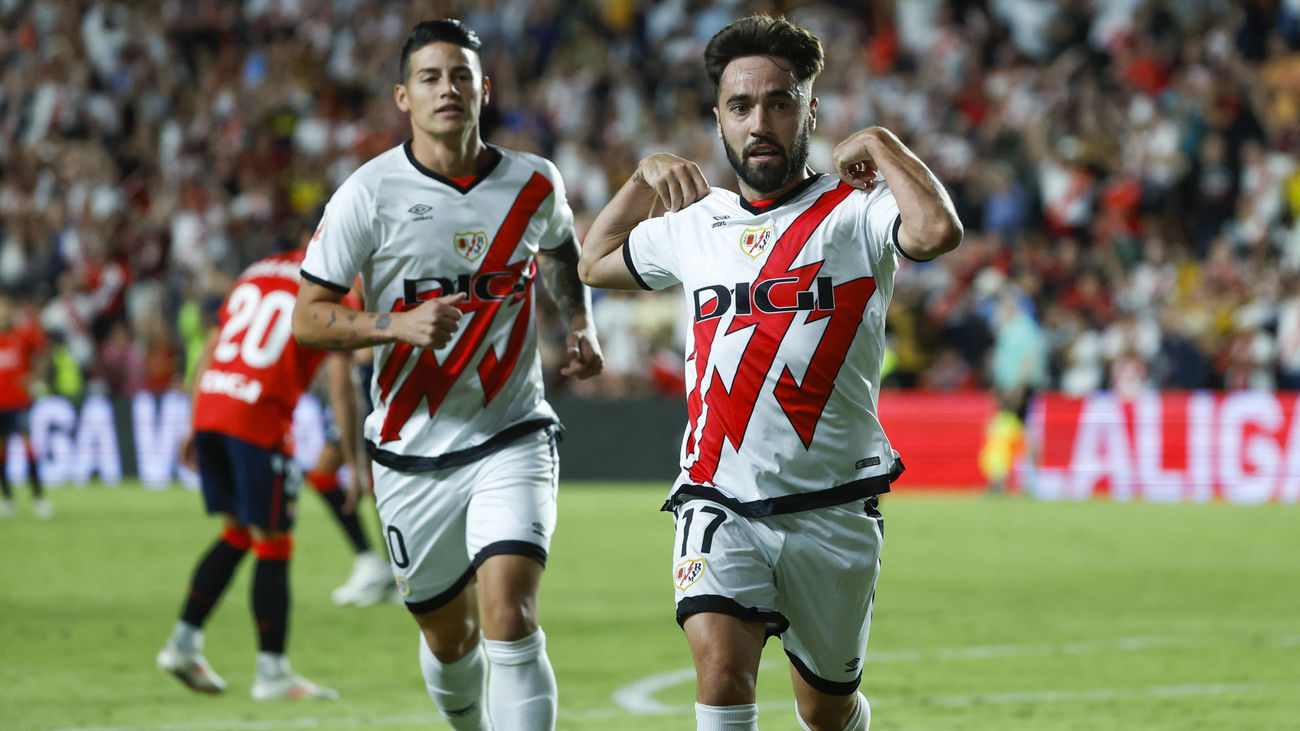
<box><xmin>156</xmin><ymin>245</ymin><xmax>361</xmax><ymax>700</ymax></box>
<box><xmin>292</xmin><ymin>19</ymin><xmax>602</xmax><ymax>731</ymax></box>
<box><xmin>579</xmin><ymin>15</ymin><xmax>961</xmax><ymax>731</ymax></box>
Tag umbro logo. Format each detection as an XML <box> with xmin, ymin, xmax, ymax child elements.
<box><xmin>845</xmin><ymin>657</ymin><xmax>861</xmax><ymax>672</ymax></box>
<box><xmin>408</xmin><ymin>204</ymin><xmax>432</xmax><ymax>215</ymax></box>
<box><xmin>711</xmin><ymin>215</ymin><xmax>731</xmax><ymax>229</ymax></box>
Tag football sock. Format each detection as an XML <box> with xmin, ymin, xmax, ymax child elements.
<box><xmin>179</xmin><ymin>526</ymin><xmax>251</xmax><ymax>628</ymax></box>
<box><xmin>695</xmin><ymin>702</ymin><xmax>759</xmax><ymax>730</ymax></box>
<box><xmin>256</xmin><ymin>650</ymin><xmax>291</xmax><ymax>679</ymax></box>
<box><xmin>795</xmin><ymin>693</ymin><xmax>870</xmax><ymax>731</ymax></box>
<box><xmin>251</xmin><ymin>536</ymin><xmax>292</xmax><ymax>654</ymax></box>
<box><xmin>25</xmin><ymin>444</ymin><xmax>42</xmax><ymax>498</ymax></box>
<box><xmin>482</xmin><ymin>629</ymin><xmax>557</xmax><ymax>730</ymax></box>
<box><xmin>844</xmin><ymin>692</ymin><xmax>870</xmax><ymax>730</ymax></box>
<box><xmin>419</xmin><ymin>633</ymin><xmax>489</xmax><ymax>731</ymax></box>
<box><xmin>309</xmin><ymin>471</ymin><xmax>371</xmax><ymax>554</ymax></box>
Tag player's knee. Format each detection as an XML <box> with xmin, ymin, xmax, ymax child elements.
<box><xmin>479</xmin><ymin>598</ymin><xmax>538</xmax><ymax>641</ymax></box>
<box><xmin>220</xmin><ymin>524</ymin><xmax>253</xmax><ymax>551</ymax></box>
<box><xmin>416</xmin><ymin>618</ymin><xmax>479</xmax><ymax>663</ymax></box>
<box><xmin>695</xmin><ymin>654</ymin><xmax>758</xmax><ymax>705</ymax></box>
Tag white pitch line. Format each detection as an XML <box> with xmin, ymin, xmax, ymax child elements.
<box><xmin>611</xmin><ymin>633</ymin><xmax>1299</xmax><ymax>715</ymax></box>
<box><xmin>55</xmin><ymin>681</ymin><xmax>1289</xmax><ymax>730</ymax></box>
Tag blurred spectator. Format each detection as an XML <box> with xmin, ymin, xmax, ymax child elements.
<box><xmin>1</xmin><ymin>0</ymin><xmax>1299</xmax><ymax>401</ymax></box>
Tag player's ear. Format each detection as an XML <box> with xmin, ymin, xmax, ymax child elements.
<box><xmin>394</xmin><ymin>83</ymin><xmax>410</xmax><ymax>114</ymax></box>
<box><xmin>481</xmin><ymin>75</ymin><xmax>491</xmax><ymax>107</ymax></box>
<box><xmin>713</xmin><ymin>106</ymin><xmax>722</xmax><ymax>139</ymax></box>
<box><xmin>809</xmin><ymin>96</ymin><xmax>818</xmax><ymax>131</ymax></box>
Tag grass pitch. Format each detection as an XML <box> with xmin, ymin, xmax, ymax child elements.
<box><xmin>0</xmin><ymin>482</ymin><xmax>1296</xmax><ymax>730</ymax></box>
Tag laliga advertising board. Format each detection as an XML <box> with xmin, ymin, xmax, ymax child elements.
<box><xmin>4</xmin><ymin>389</ymin><xmax>1298</xmax><ymax>503</ymax></box>
<box><xmin>1029</xmin><ymin>391</ymin><xmax>1300</xmax><ymax>503</ymax></box>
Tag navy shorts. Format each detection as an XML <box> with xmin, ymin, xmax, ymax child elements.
<box><xmin>195</xmin><ymin>431</ymin><xmax>301</xmax><ymax>531</ymax></box>
<box><xmin>0</xmin><ymin>408</ymin><xmax>29</xmax><ymax>438</ymax></box>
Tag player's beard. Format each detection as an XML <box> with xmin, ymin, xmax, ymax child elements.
<box><xmin>724</xmin><ymin>122</ymin><xmax>811</xmax><ymax>196</ymax></box>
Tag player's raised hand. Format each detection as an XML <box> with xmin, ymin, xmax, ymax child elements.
<box><xmin>561</xmin><ymin>326</ymin><xmax>604</xmax><ymax>379</ymax></box>
<box><xmin>635</xmin><ymin>153</ymin><xmax>710</xmax><ymax>212</ymax></box>
<box><xmin>832</xmin><ymin>128</ymin><xmax>883</xmax><ymax>191</ymax></box>
<box><xmin>392</xmin><ymin>293</ymin><xmax>466</xmax><ymax>349</ymax></box>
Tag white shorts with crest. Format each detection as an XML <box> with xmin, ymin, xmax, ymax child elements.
<box><xmin>373</xmin><ymin>427</ymin><xmax>559</xmax><ymax>613</ymax></box>
<box><xmin>671</xmin><ymin>496</ymin><xmax>884</xmax><ymax>695</ymax></box>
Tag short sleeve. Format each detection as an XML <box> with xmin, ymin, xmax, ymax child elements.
<box><xmin>858</xmin><ymin>184</ymin><xmax>903</xmax><ymax>268</ymax></box>
<box><xmin>537</xmin><ymin>159</ymin><xmax>576</xmax><ymax>251</ymax></box>
<box><xmin>301</xmin><ymin>177</ymin><xmax>375</xmax><ymax>293</ymax></box>
<box><xmin>625</xmin><ymin>213</ymin><xmax>681</xmax><ymax>290</ymax></box>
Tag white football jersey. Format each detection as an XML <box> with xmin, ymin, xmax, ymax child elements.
<box><xmin>626</xmin><ymin>174</ymin><xmax>906</xmax><ymax>515</ymax></box>
<box><xmin>302</xmin><ymin>142</ymin><xmax>572</xmax><ymax>468</ymax></box>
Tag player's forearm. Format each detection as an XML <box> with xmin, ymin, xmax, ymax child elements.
<box><xmin>292</xmin><ymin>299</ymin><xmax>397</xmax><ymax>350</ymax></box>
<box><xmin>537</xmin><ymin>237</ymin><xmax>595</xmax><ymax>331</ymax></box>
<box><xmin>578</xmin><ymin>173</ymin><xmax>659</xmax><ymax>284</ymax></box>
<box><xmin>862</xmin><ymin>127</ymin><xmax>963</xmax><ymax>259</ymax></box>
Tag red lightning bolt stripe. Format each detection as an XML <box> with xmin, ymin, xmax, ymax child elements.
<box><xmin>376</xmin><ymin>172</ymin><xmax>553</xmax><ymax>443</ymax></box>
<box><xmin>686</xmin><ymin>182</ymin><xmax>855</xmax><ymax>485</ymax></box>
<box><xmin>773</xmin><ymin>276</ymin><xmax>877</xmax><ymax>447</ymax></box>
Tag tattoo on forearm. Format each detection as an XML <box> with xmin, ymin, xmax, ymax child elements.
<box><xmin>376</xmin><ymin>314</ymin><xmax>391</xmax><ymax>330</ymax></box>
<box><xmin>537</xmin><ymin>237</ymin><xmax>588</xmax><ymax>322</ymax></box>
<box><xmin>327</xmin><ymin>310</ymin><xmax>336</xmax><ymax>328</ymax></box>
<box><xmin>632</xmin><ymin>170</ymin><xmax>642</xmax><ymax>183</ymax></box>
<box><xmin>347</xmin><ymin>312</ymin><xmax>356</xmax><ymax>324</ymax></box>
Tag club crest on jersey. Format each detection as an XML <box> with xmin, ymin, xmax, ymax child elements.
<box><xmin>739</xmin><ymin>225</ymin><xmax>774</xmax><ymax>259</ymax></box>
<box><xmin>674</xmin><ymin>558</ymin><xmax>706</xmax><ymax>590</ymax></box>
<box><xmin>453</xmin><ymin>231</ymin><xmax>488</xmax><ymax>262</ymax></box>
<box><xmin>394</xmin><ymin>574</ymin><xmax>411</xmax><ymax>598</ymax></box>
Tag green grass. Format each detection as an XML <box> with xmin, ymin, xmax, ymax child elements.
<box><xmin>1</xmin><ymin>482</ymin><xmax>1297</xmax><ymax>730</ymax></box>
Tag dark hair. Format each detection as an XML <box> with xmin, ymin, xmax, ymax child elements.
<box><xmin>398</xmin><ymin>19</ymin><xmax>483</xmax><ymax>83</ymax></box>
<box><xmin>704</xmin><ymin>15</ymin><xmax>824</xmax><ymax>91</ymax></box>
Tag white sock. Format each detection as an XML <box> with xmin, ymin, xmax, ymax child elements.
<box><xmin>481</xmin><ymin>629</ymin><xmax>557</xmax><ymax>731</ymax></box>
<box><xmin>419</xmin><ymin>633</ymin><xmax>489</xmax><ymax>731</ymax></box>
<box><xmin>844</xmin><ymin>693</ymin><xmax>870</xmax><ymax>731</ymax></box>
<box><xmin>795</xmin><ymin>693</ymin><xmax>869</xmax><ymax>731</ymax></box>
<box><xmin>695</xmin><ymin>702</ymin><xmax>759</xmax><ymax>730</ymax></box>
<box><xmin>255</xmin><ymin>651</ymin><xmax>290</xmax><ymax>679</ymax></box>
<box><xmin>171</xmin><ymin>621</ymin><xmax>202</xmax><ymax>654</ymax></box>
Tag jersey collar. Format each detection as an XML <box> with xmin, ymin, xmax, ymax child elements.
<box><xmin>737</xmin><ymin>173</ymin><xmax>824</xmax><ymax>215</ymax></box>
<box><xmin>403</xmin><ymin>141</ymin><xmax>503</xmax><ymax>194</ymax></box>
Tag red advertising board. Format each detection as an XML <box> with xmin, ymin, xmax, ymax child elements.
<box><xmin>878</xmin><ymin>390</ymin><xmax>996</xmax><ymax>490</ymax></box>
<box><xmin>1031</xmin><ymin>391</ymin><xmax>1300</xmax><ymax>503</ymax></box>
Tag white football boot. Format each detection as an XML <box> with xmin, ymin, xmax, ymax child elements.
<box><xmin>0</xmin><ymin>499</ymin><xmax>14</xmax><ymax>518</ymax></box>
<box><xmin>251</xmin><ymin>655</ymin><xmax>338</xmax><ymax>700</ymax></box>
<box><xmin>331</xmin><ymin>552</ymin><xmax>394</xmax><ymax>606</ymax></box>
<box><xmin>33</xmin><ymin>498</ymin><xmax>53</xmax><ymax>520</ymax></box>
<box><xmin>157</xmin><ymin>639</ymin><xmax>226</xmax><ymax>694</ymax></box>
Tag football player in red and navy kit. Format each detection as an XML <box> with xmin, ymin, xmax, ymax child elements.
<box><xmin>580</xmin><ymin>15</ymin><xmax>962</xmax><ymax>731</ymax></box>
<box><xmin>156</xmin><ymin>247</ymin><xmax>361</xmax><ymax>700</ymax></box>
<box><xmin>0</xmin><ymin>291</ymin><xmax>50</xmax><ymax>519</ymax></box>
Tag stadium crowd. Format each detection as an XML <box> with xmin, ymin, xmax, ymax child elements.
<box><xmin>2</xmin><ymin>0</ymin><xmax>1300</xmax><ymax>401</ymax></box>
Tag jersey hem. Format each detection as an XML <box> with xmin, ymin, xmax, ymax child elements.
<box><xmin>786</xmin><ymin>649</ymin><xmax>862</xmax><ymax>696</ymax></box>
<box><xmin>402</xmin><ymin>140</ymin><xmax>502</xmax><ymax>194</ymax></box>
<box><xmin>405</xmin><ymin>564</ymin><xmax>476</xmax><ymax>615</ymax></box>
<box><xmin>300</xmin><ymin>268</ymin><xmax>350</xmax><ymax>294</ymax></box>
<box><xmin>472</xmin><ymin>540</ymin><xmax>548</xmax><ymax>569</ymax></box>
<box><xmin>366</xmin><ymin>418</ymin><xmax>558</xmax><ymax>473</ymax></box>
<box><xmin>893</xmin><ymin>214</ymin><xmax>934</xmax><ymax>262</ymax></box>
<box><xmin>662</xmin><ymin>459</ymin><xmax>904</xmax><ymax>518</ymax></box>
<box><xmin>676</xmin><ymin>595</ymin><xmax>788</xmax><ymax>639</ymax></box>
<box><xmin>737</xmin><ymin>173</ymin><xmax>823</xmax><ymax>214</ymax></box>
<box><xmin>623</xmin><ymin>241</ymin><xmax>653</xmax><ymax>290</ymax></box>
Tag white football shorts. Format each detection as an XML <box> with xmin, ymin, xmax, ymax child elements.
<box><xmin>373</xmin><ymin>427</ymin><xmax>559</xmax><ymax>613</ymax></box>
<box><xmin>671</xmin><ymin>496</ymin><xmax>884</xmax><ymax>695</ymax></box>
